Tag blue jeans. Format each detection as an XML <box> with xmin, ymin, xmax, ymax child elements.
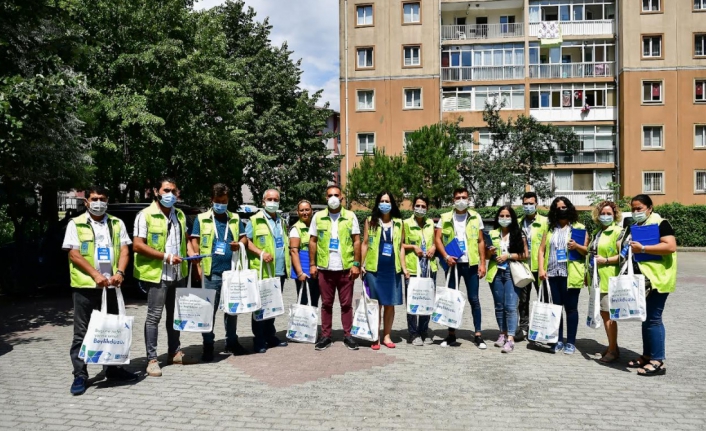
<box><xmin>548</xmin><ymin>276</ymin><xmax>581</xmax><ymax>345</ymax></box>
<box><xmin>490</xmin><ymin>269</ymin><xmax>520</xmax><ymax>335</ymax></box>
<box><xmin>445</xmin><ymin>263</ymin><xmax>481</xmax><ymax>333</ymax></box>
<box><xmin>202</xmin><ymin>273</ymin><xmax>239</xmax><ymax>346</ymax></box>
<box><xmin>643</xmin><ymin>291</ymin><xmax>669</xmax><ymax>361</ymax></box>
<box><xmin>404</xmin><ymin>273</ymin><xmax>436</xmax><ymax>337</ymax></box>
<box><xmin>251</xmin><ymin>275</ymin><xmax>287</xmax><ymax>350</ymax></box>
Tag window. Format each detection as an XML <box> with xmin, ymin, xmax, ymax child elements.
<box><xmin>404</xmin><ymin>88</ymin><xmax>422</xmax><ymax>109</ymax></box>
<box><xmin>643</xmin><ymin>172</ymin><xmax>664</xmax><ymax>194</ymax></box>
<box><xmin>642</xmin><ymin>81</ymin><xmax>662</xmax><ymax>104</ymax></box>
<box><xmin>403</xmin><ymin>2</ymin><xmax>420</xmax><ymax>24</ymax></box>
<box><xmin>356</xmin><ymin>5</ymin><xmax>373</xmax><ymax>26</ymax></box>
<box><xmin>696</xmin><ymin>34</ymin><xmax>706</xmax><ymax>57</ymax></box>
<box><xmin>356</xmin><ymin>47</ymin><xmax>374</xmax><ymax>69</ymax></box>
<box><xmin>696</xmin><ymin>171</ymin><xmax>706</xmax><ymax>193</ymax></box>
<box><xmin>695</xmin><ymin>0</ymin><xmax>706</xmax><ymax>10</ymax></box>
<box><xmin>357</xmin><ymin>133</ymin><xmax>375</xmax><ymax>154</ymax></box>
<box><xmin>642</xmin><ymin>126</ymin><xmax>663</xmax><ymax>149</ymax></box>
<box><xmin>529</xmin><ymin>83</ymin><xmax>616</xmax><ymax>109</ymax></box>
<box><xmin>500</xmin><ymin>15</ymin><xmax>516</xmax><ymax>33</ymax></box>
<box><xmin>696</xmin><ymin>80</ymin><xmax>706</xmax><ymax>102</ymax></box>
<box><xmin>696</xmin><ymin>125</ymin><xmax>706</xmax><ymax>147</ymax></box>
<box><xmin>642</xmin><ymin>0</ymin><xmax>660</xmax><ymax>12</ymax></box>
<box><xmin>403</xmin><ymin>45</ymin><xmax>421</xmax><ymax>67</ymax></box>
<box><xmin>642</xmin><ymin>35</ymin><xmax>662</xmax><ymax>58</ymax></box>
<box><xmin>357</xmin><ymin>90</ymin><xmax>374</xmax><ymax>111</ymax></box>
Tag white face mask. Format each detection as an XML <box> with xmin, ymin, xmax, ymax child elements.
<box><xmin>87</xmin><ymin>200</ymin><xmax>108</xmax><ymax>216</ymax></box>
<box><xmin>264</xmin><ymin>201</ymin><xmax>279</xmax><ymax>213</ymax></box>
<box><xmin>328</xmin><ymin>196</ymin><xmax>341</xmax><ymax>210</ymax></box>
<box><xmin>454</xmin><ymin>199</ymin><xmax>469</xmax><ymax>211</ymax></box>
<box><xmin>498</xmin><ymin>218</ymin><xmax>512</xmax><ymax>228</ymax></box>
<box><xmin>414</xmin><ymin>207</ymin><xmax>427</xmax><ymax>217</ymax></box>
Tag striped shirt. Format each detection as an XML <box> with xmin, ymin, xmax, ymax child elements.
<box><xmin>547</xmin><ymin>224</ymin><xmax>570</xmax><ymax>277</ymax></box>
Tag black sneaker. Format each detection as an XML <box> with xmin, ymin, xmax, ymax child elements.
<box><xmin>225</xmin><ymin>342</ymin><xmax>248</xmax><ymax>356</ymax></box>
<box><xmin>201</xmin><ymin>343</ymin><xmax>215</xmax><ymax>362</ymax></box>
<box><xmin>70</xmin><ymin>376</ymin><xmax>87</xmax><ymax>395</ymax></box>
<box><xmin>440</xmin><ymin>335</ymin><xmax>457</xmax><ymax>348</ymax></box>
<box><xmin>343</xmin><ymin>336</ymin><xmax>359</xmax><ymax>350</ymax></box>
<box><xmin>315</xmin><ymin>337</ymin><xmax>333</xmax><ymax>351</ymax></box>
<box><xmin>105</xmin><ymin>367</ymin><xmax>139</xmax><ymax>382</ymax></box>
<box><xmin>473</xmin><ymin>335</ymin><xmax>487</xmax><ymax>350</ymax></box>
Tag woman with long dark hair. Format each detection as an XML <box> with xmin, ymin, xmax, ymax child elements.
<box><xmin>538</xmin><ymin>196</ymin><xmax>589</xmax><ymax>355</ymax></box>
<box><xmin>486</xmin><ymin>206</ymin><xmax>528</xmax><ymax>353</ymax></box>
<box><xmin>362</xmin><ymin>191</ymin><xmax>407</xmax><ymax>350</ymax></box>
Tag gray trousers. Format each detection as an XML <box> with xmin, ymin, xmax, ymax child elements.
<box><xmin>143</xmin><ymin>278</ymin><xmax>185</xmax><ymax>360</ymax></box>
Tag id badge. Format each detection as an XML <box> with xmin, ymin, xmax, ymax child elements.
<box><xmin>151</xmin><ymin>233</ymin><xmax>160</xmax><ymax>244</ymax></box>
<box><xmin>498</xmin><ymin>261</ymin><xmax>508</xmax><ymax>270</ymax></box>
<box><xmin>80</xmin><ymin>242</ymin><xmax>90</xmax><ymax>256</ymax></box>
<box><xmin>214</xmin><ymin>240</ymin><xmax>227</xmax><ymax>256</ymax></box>
<box><xmin>421</xmin><ymin>243</ymin><xmax>427</xmax><ymax>253</ymax></box>
<box><xmin>556</xmin><ymin>248</ymin><xmax>568</xmax><ymax>263</ymax></box>
<box><xmin>382</xmin><ymin>243</ymin><xmax>393</xmax><ymax>257</ymax></box>
<box><xmin>275</xmin><ymin>237</ymin><xmax>284</xmax><ymax>249</ymax></box>
<box><xmin>329</xmin><ymin>238</ymin><xmax>339</xmax><ymax>251</ymax></box>
<box><xmin>97</xmin><ymin>247</ymin><xmax>111</xmax><ymax>263</ymax></box>
<box><xmin>458</xmin><ymin>240</ymin><xmax>467</xmax><ymax>252</ymax></box>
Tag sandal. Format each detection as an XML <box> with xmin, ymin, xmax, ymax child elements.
<box><xmin>637</xmin><ymin>361</ymin><xmax>666</xmax><ymax>377</ymax></box>
<box><xmin>383</xmin><ymin>340</ymin><xmax>396</xmax><ymax>349</ymax></box>
<box><xmin>371</xmin><ymin>342</ymin><xmax>381</xmax><ymax>351</ymax></box>
<box><xmin>627</xmin><ymin>356</ymin><xmax>649</xmax><ymax>368</ymax></box>
<box><xmin>599</xmin><ymin>350</ymin><xmax>620</xmax><ymax>364</ymax></box>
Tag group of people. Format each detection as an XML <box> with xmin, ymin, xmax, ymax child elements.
<box><xmin>64</xmin><ymin>179</ymin><xmax>677</xmax><ymax>396</ymax></box>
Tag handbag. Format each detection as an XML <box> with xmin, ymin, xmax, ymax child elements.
<box><xmin>286</xmin><ymin>279</ymin><xmax>319</xmax><ymax>343</ymax></box>
<box><xmin>528</xmin><ymin>278</ymin><xmax>563</xmax><ymax>344</ymax></box>
<box><xmin>509</xmin><ymin>260</ymin><xmax>534</xmax><ymax>288</ymax></box>
<box><xmin>173</xmin><ymin>262</ymin><xmax>216</xmax><ymax>332</ymax></box>
<box><xmin>79</xmin><ymin>287</ymin><xmax>134</xmax><ymax>365</ymax></box>
<box><xmin>406</xmin><ymin>256</ymin><xmax>435</xmax><ymax>316</ymax></box>
<box><xmin>608</xmin><ymin>247</ymin><xmax>647</xmax><ymax>322</ymax></box>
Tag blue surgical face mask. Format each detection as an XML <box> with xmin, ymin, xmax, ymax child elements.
<box><xmin>378</xmin><ymin>202</ymin><xmax>392</xmax><ymax>214</ymax></box>
<box><xmin>523</xmin><ymin>204</ymin><xmax>536</xmax><ymax>215</ymax></box>
<box><xmin>498</xmin><ymin>218</ymin><xmax>512</xmax><ymax>228</ymax></box>
<box><xmin>159</xmin><ymin>192</ymin><xmax>177</xmax><ymax>208</ymax></box>
<box><xmin>598</xmin><ymin>215</ymin><xmax>614</xmax><ymax>226</ymax></box>
<box><xmin>213</xmin><ymin>203</ymin><xmax>228</xmax><ymax>214</ymax></box>
<box><xmin>632</xmin><ymin>211</ymin><xmax>648</xmax><ymax>223</ymax></box>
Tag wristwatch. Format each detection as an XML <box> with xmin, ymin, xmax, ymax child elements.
<box><xmin>116</xmin><ymin>270</ymin><xmax>125</xmax><ymax>277</ymax></box>
<box><xmin>352</xmin><ymin>261</ymin><xmax>361</xmax><ymax>268</ymax></box>
<box><xmin>641</xmin><ymin>245</ymin><xmax>646</xmax><ymax>254</ymax></box>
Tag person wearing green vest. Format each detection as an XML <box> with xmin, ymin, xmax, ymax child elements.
<box><xmin>63</xmin><ymin>185</ymin><xmax>137</xmax><ymax>395</ymax></box>
<box><xmin>402</xmin><ymin>196</ymin><xmax>438</xmax><ymax>346</ymax></box>
<box><xmin>586</xmin><ymin>200</ymin><xmax>624</xmax><ymax>364</ymax></box>
<box><xmin>623</xmin><ymin>195</ymin><xmax>677</xmax><ymax>376</ymax></box>
<box><xmin>189</xmin><ymin>183</ymin><xmax>248</xmax><ymax>362</ymax></box>
<box><xmin>434</xmin><ymin>187</ymin><xmax>488</xmax><ymax>349</ymax></box>
<box><xmin>538</xmin><ymin>197</ymin><xmax>589</xmax><ymax>355</ymax></box>
<box><xmin>133</xmin><ymin>177</ymin><xmax>192</xmax><ymax>377</ymax></box>
<box><xmin>309</xmin><ymin>185</ymin><xmax>362</xmax><ymax>352</ymax></box>
<box><xmin>516</xmin><ymin>191</ymin><xmax>548</xmax><ymax>341</ymax></box>
<box><xmin>486</xmin><ymin>206</ymin><xmax>529</xmax><ymax>354</ymax></box>
<box><xmin>245</xmin><ymin>189</ymin><xmax>290</xmax><ymax>354</ymax></box>
<box><xmin>289</xmin><ymin>200</ymin><xmax>320</xmax><ymax>306</ymax></box>
<box><xmin>362</xmin><ymin>191</ymin><xmax>407</xmax><ymax>350</ymax></box>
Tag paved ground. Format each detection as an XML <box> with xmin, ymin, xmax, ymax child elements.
<box><xmin>1</xmin><ymin>253</ymin><xmax>705</xmax><ymax>430</ymax></box>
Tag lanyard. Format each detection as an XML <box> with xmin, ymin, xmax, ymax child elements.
<box><xmin>87</xmin><ymin>215</ymin><xmax>113</xmax><ymax>247</ymax></box>
<box><xmin>211</xmin><ymin>213</ymin><xmax>230</xmax><ymax>242</ymax></box>
<box><xmin>379</xmin><ymin>219</ymin><xmax>391</xmax><ymax>242</ymax></box>
<box><xmin>166</xmin><ymin>211</ymin><xmax>181</xmax><ymax>249</ymax></box>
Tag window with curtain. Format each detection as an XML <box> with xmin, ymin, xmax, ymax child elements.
<box><xmin>404</xmin><ymin>88</ymin><xmax>422</xmax><ymax>108</ymax></box>
<box><xmin>596</xmin><ymin>171</ymin><xmax>613</xmax><ymax>190</ymax></box>
<box><xmin>404</xmin><ymin>46</ymin><xmax>421</xmax><ymax>66</ymax></box>
<box><xmin>357</xmin><ymin>90</ymin><xmax>374</xmax><ymax>110</ymax></box>
<box><xmin>642</xmin><ymin>81</ymin><xmax>662</xmax><ymax>103</ymax></box>
<box><xmin>357</xmin><ymin>5</ymin><xmax>373</xmax><ymax>26</ymax></box>
<box><xmin>643</xmin><ymin>126</ymin><xmax>663</xmax><ymax>148</ymax></box>
<box><xmin>553</xmin><ymin>171</ymin><xmax>572</xmax><ymax>190</ymax></box>
<box><xmin>696</xmin><ymin>171</ymin><xmax>706</xmax><ymax>192</ymax></box>
<box><xmin>695</xmin><ymin>125</ymin><xmax>706</xmax><ymax>147</ymax></box>
<box><xmin>357</xmin><ymin>48</ymin><xmax>374</xmax><ymax>68</ymax></box>
<box><xmin>403</xmin><ymin>2</ymin><xmax>421</xmax><ymax>23</ymax></box>
<box><xmin>357</xmin><ymin>134</ymin><xmax>375</xmax><ymax>153</ymax></box>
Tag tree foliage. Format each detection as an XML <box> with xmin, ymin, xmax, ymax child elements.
<box><xmin>346</xmin><ymin>149</ymin><xmax>407</xmax><ymax>209</ymax></box>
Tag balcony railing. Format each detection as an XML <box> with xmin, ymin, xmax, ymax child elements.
<box><xmin>504</xmin><ymin>190</ymin><xmax>614</xmax><ymax>207</ymax></box>
<box><xmin>442</xmin><ymin>66</ymin><xmax>524</xmax><ymax>82</ymax></box>
<box><xmin>528</xmin><ymin>20</ymin><xmax>615</xmax><ymax>37</ymax></box>
<box><xmin>552</xmin><ymin>150</ymin><xmax>615</xmax><ymax>164</ymax></box>
<box><xmin>530</xmin><ymin>106</ymin><xmax>616</xmax><ymax>122</ymax></box>
<box><xmin>529</xmin><ymin>62</ymin><xmax>615</xmax><ymax>79</ymax></box>
<box><xmin>442</xmin><ymin>23</ymin><xmax>524</xmax><ymax>41</ymax></box>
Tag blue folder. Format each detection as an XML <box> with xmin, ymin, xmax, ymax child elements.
<box><xmin>631</xmin><ymin>224</ymin><xmax>661</xmax><ymax>262</ymax></box>
<box><xmin>183</xmin><ymin>254</ymin><xmax>213</xmax><ymax>261</ymax></box>
<box><xmin>290</xmin><ymin>250</ymin><xmax>311</xmax><ymax>279</ymax></box>
<box><xmin>438</xmin><ymin>238</ymin><xmax>465</xmax><ymax>272</ymax></box>
<box><xmin>569</xmin><ymin>228</ymin><xmax>586</xmax><ymax>261</ymax></box>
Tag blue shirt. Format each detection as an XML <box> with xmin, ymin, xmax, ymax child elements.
<box><xmin>245</xmin><ymin>211</ymin><xmax>285</xmax><ymax>276</ymax></box>
<box><xmin>192</xmin><ymin>215</ymin><xmax>242</xmax><ymax>275</ymax></box>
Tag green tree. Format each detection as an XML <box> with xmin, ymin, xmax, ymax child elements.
<box><xmin>346</xmin><ymin>149</ymin><xmax>406</xmax><ymax>209</ymax></box>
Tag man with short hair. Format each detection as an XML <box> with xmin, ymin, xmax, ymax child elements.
<box><xmin>434</xmin><ymin>187</ymin><xmax>487</xmax><ymax>349</ymax></box>
<box><xmin>309</xmin><ymin>185</ymin><xmax>362</xmax><ymax>351</ymax></box>
<box><xmin>63</xmin><ymin>185</ymin><xmax>137</xmax><ymax>395</ymax></box>
<box><xmin>245</xmin><ymin>189</ymin><xmax>290</xmax><ymax>353</ymax></box>
<box><xmin>516</xmin><ymin>191</ymin><xmax>548</xmax><ymax>341</ymax></box>
<box><xmin>190</xmin><ymin>183</ymin><xmax>248</xmax><ymax>361</ymax></box>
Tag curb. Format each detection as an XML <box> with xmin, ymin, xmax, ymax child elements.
<box><xmin>677</xmin><ymin>247</ymin><xmax>706</xmax><ymax>252</ymax></box>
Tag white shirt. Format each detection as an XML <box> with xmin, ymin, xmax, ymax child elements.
<box><xmin>62</xmin><ymin>214</ymin><xmax>132</xmax><ymax>279</ymax></box>
<box><xmin>436</xmin><ymin>211</ymin><xmax>484</xmax><ymax>264</ymax></box>
<box><xmin>134</xmin><ymin>208</ymin><xmax>183</xmax><ymax>281</ymax></box>
<box><xmin>289</xmin><ymin>226</ymin><xmax>299</xmax><ymax>238</ymax></box>
<box><xmin>309</xmin><ymin>211</ymin><xmax>360</xmax><ymax>271</ymax></box>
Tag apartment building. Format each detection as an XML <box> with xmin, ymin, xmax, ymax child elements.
<box><xmin>339</xmin><ymin>0</ymin><xmax>706</xmax><ymax>207</ymax></box>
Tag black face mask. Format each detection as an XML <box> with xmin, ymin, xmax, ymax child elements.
<box><xmin>557</xmin><ymin>209</ymin><xmax>569</xmax><ymax>220</ymax></box>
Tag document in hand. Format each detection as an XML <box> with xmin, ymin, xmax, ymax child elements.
<box><xmin>569</xmin><ymin>228</ymin><xmax>586</xmax><ymax>261</ymax></box>
<box><xmin>631</xmin><ymin>224</ymin><xmax>661</xmax><ymax>262</ymax></box>
<box><xmin>290</xmin><ymin>250</ymin><xmax>310</xmax><ymax>279</ymax></box>
<box><xmin>444</xmin><ymin>238</ymin><xmax>464</xmax><ymax>259</ymax></box>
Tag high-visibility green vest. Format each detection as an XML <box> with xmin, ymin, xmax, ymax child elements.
<box><xmin>197</xmin><ymin>209</ymin><xmax>240</xmax><ymax>277</ymax></box>
<box><xmin>634</xmin><ymin>214</ymin><xmax>677</xmax><ymax>293</ymax></box>
<box><xmin>69</xmin><ymin>214</ymin><xmax>123</xmax><ymax>288</ymax></box>
<box><xmin>439</xmin><ymin>210</ymin><xmax>483</xmax><ymax>266</ymax></box>
<box><xmin>133</xmin><ymin>201</ymin><xmax>188</xmax><ymax>283</ymax></box>
<box><xmin>403</xmin><ymin>216</ymin><xmax>438</xmax><ymax>275</ymax></box>
<box><xmin>247</xmin><ymin>210</ymin><xmax>291</xmax><ymax>279</ymax></box>
<box><xmin>314</xmin><ymin>208</ymin><xmax>357</xmax><ymax>270</ymax></box>
<box><xmin>364</xmin><ymin>216</ymin><xmax>402</xmax><ymax>273</ymax></box>
<box><xmin>293</xmin><ymin>220</ymin><xmax>311</xmax><ymax>251</ymax></box>
<box><xmin>485</xmin><ymin>228</ymin><xmax>504</xmax><ymax>283</ymax></box>
<box><xmin>543</xmin><ymin>221</ymin><xmax>587</xmax><ymax>288</ymax></box>
<box><xmin>518</xmin><ymin>213</ymin><xmax>548</xmax><ymax>272</ymax></box>
<box><xmin>587</xmin><ymin>223</ymin><xmax>623</xmax><ymax>293</ymax></box>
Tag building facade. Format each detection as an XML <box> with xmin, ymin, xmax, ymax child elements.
<box><xmin>339</xmin><ymin>0</ymin><xmax>706</xmax><ymax>206</ymax></box>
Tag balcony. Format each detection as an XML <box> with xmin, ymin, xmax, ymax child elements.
<box><xmin>551</xmin><ymin>150</ymin><xmax>614</xmax><ymax>164</ymax></box>
<box><xmin>530</xmin><ymin>107</ymin><xmax>616</xmax><ymax>122</ymax></box>
<box><xmin>442</xmin><ymin>66</ymin><xmax>524</xmax><ymax>82</ymax></box>
<box><xmin>442</xmin><ymin>23</ymin><xmax>524</xmax><ymax>41</ymax></box>
<box><xmin>529</xmin><ymin>62</ymin><xmax>615</xmax><ymax>79</ymax></box>
<box><xmin>506</xmin><ymin>190</ymin><xmax>613</xmax><ymax>207</ymax></box>
<box><xmin>528</xmin><ymin>20</ymin><xmax>615</xmax><ymax>37</ymax></box>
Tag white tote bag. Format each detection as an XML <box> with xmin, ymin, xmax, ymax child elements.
<box><xmin>221</xmin><ymin>243</ymin><xmax>261</xmax><ymax>315</ymax></box>
<box><xmin>406</xmin><ymin>256</ymin><xmax>435</xmax><ymax>316</ymax></box>
<box><xmin>79</xmin><ymin>287</ymin><xmax>134</xmax><ymax>365</ymax></box>
<box><xmin>608</xmin><ymin>248</ymin><xmax>647</xmax><ymax>322</ymax></box>
<box><xmin>510</xmin><ymin>261</ymin><xmax>534</xmax><ymax>288</ymax></box>
<box><xmin>527</xmin><ymin>279</ymin><xmax>563</xmax><ymax>344</ymax></box>
<box><xmin>253</xmin><ymin>253</ymin><xmax>285</xmax><ymax>321</ymax></box>
<box><xmin>173</xmin><ymin>263</ymin><xmax>216</xmax><ymax>332</ymax></box>
<box><xmin>586</xmin><ymin>259</ymin><xmax>602</xmax><ymax>329</ymax></box>
<box><xmin>351</xmin><ymin>285</ymin><xmax>380</xmax><ymax>342</ymax></box>
<box><xmin>286</xmin><ymin>280</ymin><xmax>319</xmax><ymax>343</ymax></box>
<box><xmin>431</xmin><ymin>267</ymin><xmax>466</xmax><ymax>329</ymax></box>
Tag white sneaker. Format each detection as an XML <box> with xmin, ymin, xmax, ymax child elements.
<box><xmin>474</xmin><ymin>335</ymin><xmax>487</xmax><ymax>350</ymax></box>
<box><xmin>146</xmin><ymin>360</ymin><xmax>162</xmax><ymax>377</ymax></box>
<box><xmin>412</xmin><ymin>336</ymin><xmax>423</xmax><ymax>346</ymax></box>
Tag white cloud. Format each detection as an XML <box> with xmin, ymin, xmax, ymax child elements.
<box><xmin>194</xmin><ymin>0</ymin><xmax>340</xmax><ymax>110</ymax></box>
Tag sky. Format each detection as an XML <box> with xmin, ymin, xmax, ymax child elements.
<box><xmin>194</xmin><ymin>0</ymin><xmax>340</xmax><ymax>111</ymax></box>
